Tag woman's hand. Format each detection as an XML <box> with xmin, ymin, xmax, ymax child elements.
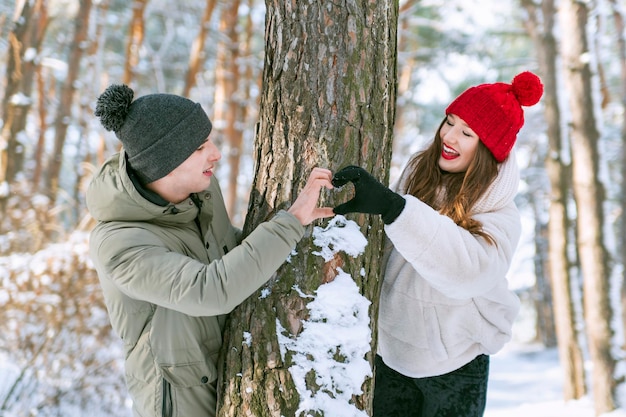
<box><xmin>332</xmin><ymin>166</ymin><xmax>406</xmax><ymax>224</ymax></box>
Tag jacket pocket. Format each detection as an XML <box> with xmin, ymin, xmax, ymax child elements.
<box><xmin>160</xmin><ymin>361</ymin><xmax>214</xmax><ymax>388</ymax></box>
<box><xmin>159</xmin><ymin>362</ymin><xmax>217</xmax><ymax>417</ymax></box>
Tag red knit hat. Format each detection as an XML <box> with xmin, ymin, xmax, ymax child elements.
<box><xmin>445</xmin><ymin>71</ymin><xmax>543</xmax><ymax>162</ymax></box>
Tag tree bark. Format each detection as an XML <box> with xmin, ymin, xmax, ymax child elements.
<box><xmin>217</xmin><ymin>1</ymin><xmax>398</xmax><ymax>415</ymax></box>
<box><xmin>560</xmin><ymin>0</ymin><xmax>615</xmax><ymax>414</ymax></box>
<box><xmin>521</xmin><ymin>0</ymin><xmax>587</xmax><ymax>400</ymax></box>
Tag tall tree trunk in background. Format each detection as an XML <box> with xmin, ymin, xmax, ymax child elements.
<box><xmin>45</xmin><ymin>0</ymin><xmax>93</xmax><ymax>203</ymax></box>
<box><xmin>182</xmin><ymin>0</ymin><xmax>217</xmax><ymax>97</ymax></box>
<box><xmin>214</xmin><ymin>2</ymin><xmax>244</xmax><ymax>218</ymax></box>
<box><xmin>608</xmin><ymin>0</ymin><xmax>626</xmax><ymax>354</ymax></box>
<box><xmin>528</xmin><ymin>188</ymin><xmax>556</xmax><ymax>347</ymax></box>
<box><xmin>122</xmin><ymin>0</ymin><xmax>148</xmax><ymax>86</ymax></box>
<box><xmin>393</xmin><ymin>0</ymin><xmax>419</xmax><ymax>160</ymax></box>
<box><xmin>0</xmin><ymin>0</ymin><xmax>48</xmax><ymax>211</ymax></box>
<box><xmin>217</xmin><ymin>1</ymin><xmax>398</xmax><ymax>415</ymax></box>
<box><xmin>73</xmin><ymin>0</ymin><xmax>110</xmax><ymax>225</ymax></box>
<box><xmin>230</xmin><ymin>0</ymin><xmax>257</xmax><ymax>224</ymax></box>
<box><xmin>560</xmin><ymin>0</ymin><xmax>615</xmax><ymax>414</ymax></box>
<box><xmin>521</xmin><ymin>0</ymin><xmax>586</xmax><ymax>400</ymax></box>
<box><xmin>32</xmin><ymin>63</ymin><xmax>47</xmax><ymax>189</ymax></box>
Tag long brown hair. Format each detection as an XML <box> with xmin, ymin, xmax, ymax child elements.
<box><xmin>402</xmin><ymin>118</ymin><xmax>499</xmax><ymax>244</ymax></box>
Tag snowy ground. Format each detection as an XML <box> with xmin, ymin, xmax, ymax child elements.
<box><xmin>1</xmin><ymin>342</ymin><xmax>624</xmax><ymax>416</ymax></box>
<box><xmin>486</xmin><ymin>343</ymin><xmax>626</xmax><ymax>417</ymax></box>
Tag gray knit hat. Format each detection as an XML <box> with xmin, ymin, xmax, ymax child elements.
<box><xmin>95</xmin><ymin>84</ymin><xmax>212</xmax><ymax>184</ymax></box>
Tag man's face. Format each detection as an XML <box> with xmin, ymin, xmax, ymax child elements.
<box><xmin>161</xmin><ymin>135</ymin><xmax>221</xmax><ymax>200</ymax></box>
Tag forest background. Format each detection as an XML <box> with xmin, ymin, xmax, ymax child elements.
<box><xmin>2</xmin><ymin>0</ymin><xmax>626</xmax><ymax>416</ymax></box>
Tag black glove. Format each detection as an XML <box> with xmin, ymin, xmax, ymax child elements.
<box><xmin>332</xmin><ymin>166</ymin><xmax>406</xmax><ymax>224</ymax></box>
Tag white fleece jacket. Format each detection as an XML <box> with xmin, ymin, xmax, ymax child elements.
<box><xmin>377</xmin><ymin>151</ymin><xmax>522</xmax><ymax>378</ymax></box>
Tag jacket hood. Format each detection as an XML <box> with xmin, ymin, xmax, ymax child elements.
<box><xmin>472</xmin><ymin>148</ymin><xmax>519</xmax><ymax>214</ymax></box>
<box><xmin>86</xmin><ymin>152</ymin><xmax>199</xmax><ymax>225</ymax></box>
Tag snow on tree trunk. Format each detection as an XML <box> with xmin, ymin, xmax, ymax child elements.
<box><xmin>216</xmin><ymin>1</ymin><xmax>398</xmax><ymax>416</ymax></box>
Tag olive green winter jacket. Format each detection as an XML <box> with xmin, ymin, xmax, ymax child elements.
<box><xmin>86</xmin><ymin>152</ymin><xmax>304</xmax><ymax>417</ymax></box>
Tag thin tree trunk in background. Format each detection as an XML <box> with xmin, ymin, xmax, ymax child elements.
<box><xmin>123</xmin><ymin>0</ymin><xmax>148</xmax><ymax>86</ymax></box>
<box><xmin>45</xmin><ymin>0</ymin><xmax>93</xmax><ymax>203</ymax></box>
<box><xmin>217</xmin><ymin>1</ymin><xmax>398</xmax><ymax>415</ymax></box>
<box><xmin>0</xmin><ymin>13</ymin><xmax>5</xmax><ymax>36</ymax></box>
<box><xmin>529</xmin><ymin>190</ymin><xmax>556</xmax><ymax>346</ymax></box>
<box><xmin>0</xmin><ymin>0</ymin><xmax>48</xmax><ymax>211</ymax></box>
<box><xmin>214</xmin><ymin>2</ymin><xmax>243</xmax><ymax>218</ymax></box>
<box><xmin>12</xmin><ymin>0</ymin><xmax>47</xmax><ymax>182</ymax></box>
<box><xmin>183</xmin><ymin>0</ymin><xmax>217</xmax><ymax>97</ymax></box>
<box><xmin>521</xmin><ymin>0</ymin><xmax>586</xmax><ymax>400</ymax></box>
<box><xmin>608</xmin><ymin>0</ymin><xmax>626</xmax><ymax>355</ymax></box>
<box><xmin>592</xmin><ymin>11</ymin><xmax>611</xmax><ymax>111</ymax></box>
<box><xmin>393</xmin><ymin>0</ymin><xmax>419</xmax><ymax>160</ymax></box>
<box><xmin>230</xmin><ymin>0</ymin><xmax>256</xmax><ymax>224</ymax></box>
<box><xmin>32</xmin><ymin>63</ymin><xmax>47</xmax><ymax>188</ymax></box>
<box><xmin>0</xmin><ymin>7</ymin><xmax>29</xmax><ymax>198</ymax></box>
<box><xmin>73</xmin><ymin>0</ymin><xmax>109</xmax><ymax>224</ymax></box>
<box><xmin>560</xmin><ymin>0</ymin><xmax>615</xmax><ymax>414</ymax></box>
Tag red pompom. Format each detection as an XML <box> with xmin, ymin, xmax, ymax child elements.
<box><xmin>511</xmin><ymin>71</ymin><xmax>543</xmax><ymax>107</ymax></box>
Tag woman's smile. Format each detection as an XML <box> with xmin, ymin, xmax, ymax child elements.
<box><xmin>441</xmin><ymin>143</ymin><xmax>460</xmax><ymax>160</ymax></box>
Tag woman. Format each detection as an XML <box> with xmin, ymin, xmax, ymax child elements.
<box><xmin>332</xmin><ymin>71</ymin><xmax>543</xmax><ymax>416</ymax></box>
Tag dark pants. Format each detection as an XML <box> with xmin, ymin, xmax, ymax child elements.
<box><xmin>373</xmin><ymin>354</ymin><xmax>490</xmax><ymax>417</ymax></box>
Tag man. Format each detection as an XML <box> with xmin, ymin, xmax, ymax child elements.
<box><xmin>87</xmin><ymin>84</ymin><xmax>334</xmax><ymax>417</ymax></box>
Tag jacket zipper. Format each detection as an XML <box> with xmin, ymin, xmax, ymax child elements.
<box><xmin>162</xmin><ymin>378</ymin><xmax>173</xmax><ymax>417</ymax></box>
<box><xmin>190</xmin><ymin>193</ymin><xmax>204</xmax><ymax>240</ymax></box>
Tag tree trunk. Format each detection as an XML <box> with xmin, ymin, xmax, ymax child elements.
<box><xmin>217</xmin><ymin>1</ymin><xmax>398</xmax><ymax>416</ymax></box>
<box><xmin>0</xmin><ymin>0</ymin><xmax>48</xmax><ymax>210</ymax></box>
<box><xmin>393</xmin><ymin>0</ymin><xmax>419</xmax><ymax>158</ymax></box>
<box><xmin>231</xmin><ymin>0</ymin><xmax>258</xmax><ymax>224</ymax></box>
<box><xmin>608</xmin><ymin>0</ymin><xmax>626</xmax><ymax>355</ymax></box>
<box><xmin>214</xmin><ymin>2</ymin><xmax>244</xmax><ymax>219</ymax></box>
<box><xmin>122</xmin><ymin>0</ymin><xmax>148</xmax><ymax>86</ymax></box>
<box><xmin>521</xmin><ymin>0</ymin><xmax>587</xmax><ymax>400</ymax></box>
<box><xmin>182</xmin><ymin>0</ymin><xmax>217</xmax><ymax>97</ymax></box>
<box><xmin>560</xmin><ymin>0</ymin><xmax>615</xmax><ymax>414</ymax></box>
<box><xmin>45</xmin><ymin>0</ymin><xmax>93</xmax><ymax>203</ymax></box>
<box><xmin>529</xmin><ymin>191</ymin><xmax>556</xmax><ymax>347</ymax></box>
<box><xmin>72</xmin><ymin>0</ymin><xmax>110</xmax><ymax>226</ymax></box>
<box><xmin>32</xmin><ymin>62</ymin><xmax>47</xmax><ymax>190</ymax></box>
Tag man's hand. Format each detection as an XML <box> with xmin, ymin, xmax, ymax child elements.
<box><xmin>288</xmin><ymin>167</ymin><xmax>335</xmax><ymax>225</ymax></box>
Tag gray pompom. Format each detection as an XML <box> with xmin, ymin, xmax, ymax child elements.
<box><xmin>95</xmin><ymin>84</ymin><xmax>134</xmax><ymax>132</ymax></box>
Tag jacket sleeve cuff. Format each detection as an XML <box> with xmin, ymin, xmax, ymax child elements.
<box><xmin>272</xmin><ymin>210</ymin><xmax>306</xmax><ymax>239</ymax></box>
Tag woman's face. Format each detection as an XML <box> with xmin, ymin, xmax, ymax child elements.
<box><xmin>438</xmin><ymin>114</ymin><xmax>480</xmax><ymax>173</ymax></box>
